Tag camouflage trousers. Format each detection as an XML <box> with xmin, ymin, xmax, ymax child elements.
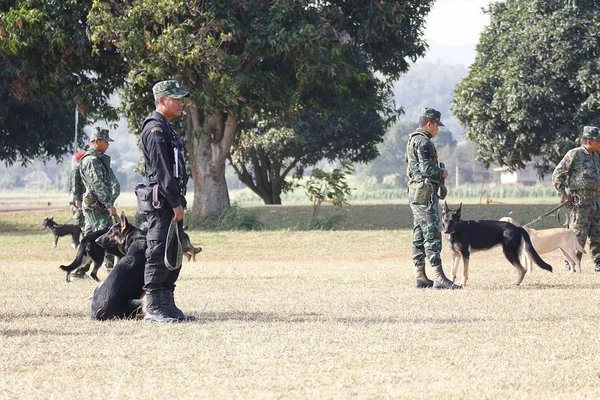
<box><xmin>570</xmin><ymin>204</ymin><xmax>600</xmax><ymax>264</ymax></box>
<box><xmin>70</xmin><ymin>205</ymin><xmax>85</xmax><ymax>229</ymax></box>
<box><xmin>409</xmin><ymin>190</ymin><xmax>442</xmax><ymax>268</ymax></box>
<box><xmin>72</xmin><ymin>207</ymin><xmax>114</xmax><ymax>276</ymax></box>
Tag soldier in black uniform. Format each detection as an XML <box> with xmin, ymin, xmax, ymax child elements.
<box><xmin>140</xmin><ymin>80</ymin><xmax>194</xmax><ymax>323</ymax></box>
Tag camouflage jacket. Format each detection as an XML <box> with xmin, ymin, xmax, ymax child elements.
<box><xmin>69</xmin><ymin>165</ymin><xmax>84</xmax><ymax>204</ymax></box>
<box><xmin>79</xmin><ymin>148</ymin><xmax>120</xmax><ymax>209</ymax></box>
<box><xmin>552</xmin><ymin>145</ymin><xmax>600</xmax><ymax>198</ymax></box>
<box><xmin>406</xmin><ymin>129</ymin><xmax>445</xmax><ymax>186</ymax></box>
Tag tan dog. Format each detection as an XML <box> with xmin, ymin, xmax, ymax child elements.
<box><xmin>499</xmin><ymin>217</ymin><xmax>585</xmax><ymax>273</ymax></box>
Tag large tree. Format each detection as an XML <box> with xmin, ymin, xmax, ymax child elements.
<box><xmin>90</xmin><ymin>0</ymin><xmax>435</xmax><ymax>216</ymax></box>
<box><xmin>230</xmin><ymin>56</ymin><xmax>390</xmax><ymax>204</ymax></box>
<box><xmin>0</xmin><ymin>1</ymin><xmax>126</xmax><ymax>165</ymax></box>
<box><xmin>453</xmin><ymin>0</ymin><xmax>600</xmax><ymax>173</ymax></box>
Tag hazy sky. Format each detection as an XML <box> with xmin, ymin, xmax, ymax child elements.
<box><xmin>418</xmin><ymin>0</ymin><xmax>496</xmax><ymax>65</ymax></box>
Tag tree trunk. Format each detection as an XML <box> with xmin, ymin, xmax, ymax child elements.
<box><xmin>233</xmin><ymin>157</ymin><xmax>291</xmax><ymax>205</ymax></box>
<box><xmin>184</xmin><ymin>107</ymin><xmax>236</xmax><ymax>216</ymax></box>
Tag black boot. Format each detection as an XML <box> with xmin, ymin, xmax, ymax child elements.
<box><xmin>432</xmin><ymin>266</ymin><xmax>462</xmax><ymax>290</ymax></box>
<box><xmin>162</xmin><ymin>288</ymin><xmax>196</xmax><ymax>322</ymax></box>
<box><xmin>144</xmin><ymin>291</ymin><xmax>179</xmax><ymax>323</ymax></box>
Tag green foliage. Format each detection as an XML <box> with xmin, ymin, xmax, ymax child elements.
<box><xmin>89</xmin><ymin>0</ymin><xmax>436</xmax><ymax>214</ymax></box>
<box><xmin>188</xmin><ymin>204</ymin><xmax>264</xmax><ymax>231</ymax></box>
<box><xmin>453</xmin><ymin>0</ymin><xmax>600</xmax><ymax>172</ymax></box>
<box><xmin>0</xmin><ymin>1</ymin><xmax>126</xmax><ymax>165</ymax></box>
<box><xmin>306</xmin><ymin>161</ymin><xmax>355</xmax><ymax>219</ymax></box>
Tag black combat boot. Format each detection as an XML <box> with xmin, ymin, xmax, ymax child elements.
<box><xmin>432</xmin><ymin>266</ymin><xmax>462</xmax><ymax>290</ymax></box>
<box><xmin>144</xmin><ymin>291</ymin><xmax>179</xmax><ymax>323</ymax></box>
<box><xmin>414</xmin><ymin>266</ymin><xmax>433</xmax><ymax>288</ymax></box>
<box><xmin>161</xmin><ymin>288</ymin><xmax>196</xmax><ymax>322</ymax></box>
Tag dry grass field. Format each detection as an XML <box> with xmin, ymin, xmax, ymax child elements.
<box><xmin>1</xmin><ymin>206</ymin><xmax>600</xmax><ymax>399</ymax></box>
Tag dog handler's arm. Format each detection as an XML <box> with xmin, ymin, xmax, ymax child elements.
<box><xmin>416</xmin><ymin>141</ymin><xmax>445</xmax><ymax>184</ymax></box>
<box><xmin>552</xmin><ymin>150</ymin><xmax>574</xmax><ymax>202</ymax></box>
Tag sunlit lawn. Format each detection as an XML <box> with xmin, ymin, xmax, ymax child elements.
<box><xmin>1</xmin><ymin>206</ymin><xmax>600</xmax><ymax>399</ymax></box>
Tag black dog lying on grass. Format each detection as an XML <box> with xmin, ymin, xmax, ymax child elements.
<box><xmin>42</xmin><ymin>217</ymin><xmax>81</xmax><ymax>248</ymax></box>
<box><xmin>91</xmin><ymin>212</ymin><xmax>147</xmax><ymax>320</ymax></box>
<box><xmin>59</xmin><ymin>228</ymin><xmax>124</xmax><ymax>282</ymax></box>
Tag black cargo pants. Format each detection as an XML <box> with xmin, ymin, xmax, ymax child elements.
<box><xmin>143</xmin><ymin>206</ymin><xmax>184</xmax><ymax>292</ymax></box>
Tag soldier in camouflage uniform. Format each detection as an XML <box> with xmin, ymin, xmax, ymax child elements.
<box><xmin>71</xmin><ymin>127</ymin><xmax>121</xmax><ymax>279</ymax></box>
<box><xmin>68</xmin><ymin>151</ymin><xmax>86</xmax><ymax>229</ymax></box>
<box><xmin>406</xmin><ymin>108</ymin><xmax>461</xmax><ymax>289</ymax></box>
<box><xmin>552</xmin><ymin>125</ymin><xmax>600</xmax><ymax>272</ymax></box>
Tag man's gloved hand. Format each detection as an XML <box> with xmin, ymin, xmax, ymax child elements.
<box><xmin>439</xmin><ymin>184</ymin><xmax>448</xmax><ymax>200</ymax></box>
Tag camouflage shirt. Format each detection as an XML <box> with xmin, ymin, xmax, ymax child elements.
<box><xmin>406</xmin><ymin>129</ymin><xmax>445</xmax><ymax>185</ymax></box>
<box><xmin>69</xmin><ymin>165</ymin><xmax>84</xmax><ymax>204</ymax></box>
<box><xmin>552</xmin><ymin>145</ymin><xmax>600</xmax><ymax>197</ymax></box>
<box><xmin>79</xmin><ymin>148</ymin><xmax>120</xmax><ymax>209</ymax></box>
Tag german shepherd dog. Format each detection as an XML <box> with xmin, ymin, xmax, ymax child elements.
<box><xmin>91</xmin><ymin>212</ymin><xmax>147</xmax><ymax>320</ymax></box>
<box><xmin>59</xmin><ymin>228</ymin><xmax>125</xmax><ymax>282</ymax></box>
<box><xmin>441</xmin><ymin>203</ymin><xmax>553</xmax><ymax>286</ymax></box>
<box><xmin>42</xmin><ymin>217</ymin><xmax>82</xmax><ymax>248</ymax></box>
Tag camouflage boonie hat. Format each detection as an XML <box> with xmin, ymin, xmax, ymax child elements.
<box><xmin>420</xmin><ymin>107</ymin><xmax>444</xmax><ymax>127</ymax></box>
<box><xmin>90</xmin><ymin>127</ymin><xmax>113</xmax><ymax>142</ymax></box>
<box><xmin>153</xmin><ymin>80</ymin><xmax>189</xmax><ymax>100</ymax></box>
<box><xmin>582</xmin><ymin>126</ymin><xmax>600</xmax><ymax>140</ymax></box>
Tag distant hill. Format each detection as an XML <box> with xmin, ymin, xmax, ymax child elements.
<box><xmin>391</xmin><ymin>60</ymin><xmax>469</xmax><ymax>141</ymax></box>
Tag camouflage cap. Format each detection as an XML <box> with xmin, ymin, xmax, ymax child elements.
<box><xmin>153</xmin><ymin>80</ymin><xmax>189</xmax><ymax>100</ymax></box>
<box><xmin>90</xmin><ymin>127</ymin><xmax>113</xmax><ymax>142</ymax></box>
<box><xmin>582</xmin><ymin>126</ymin><xmax>600</xmax><ymax>140</ymax></box>
<box><xmin>420</xmin><ymin>107</ymin><xmax>444</xmax><ymax>127</ymax></box>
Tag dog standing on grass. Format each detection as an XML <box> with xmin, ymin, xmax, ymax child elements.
<box><xmin>59</xmin><ymin>228</ymin><xmax>124</xmax><ymax>282</ymax></box>
<box><xmin>499</xmin><ymin>217</ymin><xmax>586</xmax><ymax>273</ymax></box>
<box><xmin>42</xmin><ymin>217</ymin><xmax>82</xmax><ymax>248</ymax></box>
<box><xmin>442</xmin><ymin>203</ymin><xmax>553</xmax><ymax>286</ymax></box>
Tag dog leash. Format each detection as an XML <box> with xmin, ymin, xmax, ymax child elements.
<box><xmin>523</xmin><ymin>199</ymin><xmax>574</xmax><ymax>227</ymax></box>
<box><xmin>164</xmin><ymin>217</ymin><xmax>183</xmax><ymax>271</ymax></box>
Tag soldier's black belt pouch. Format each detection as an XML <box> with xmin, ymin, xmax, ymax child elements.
<box><xmin>135</xmin><ymin>183</ymin><xmax>163</xmax><ymax>212</ymax></box>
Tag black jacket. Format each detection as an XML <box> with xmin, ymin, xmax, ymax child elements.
<box><xmin>141</xmin><ymin>111</ymin><xmax>188</xmax><ymax>209</ymax></box>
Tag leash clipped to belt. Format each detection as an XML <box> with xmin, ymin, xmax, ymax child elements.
<box><xmin>523</xmin><ymin>198</ymin><xmax>577</xmax><ymax>227</ymax></box>
<box><xmin>164</xmin><ymin>217</ymin><xmax>183</xmax><ymax>271</ymax></box>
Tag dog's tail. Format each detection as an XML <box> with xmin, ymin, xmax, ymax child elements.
<box><xmin>521</xmin><ymin>228</ymin><xmax>552</xmax><ymax>272</ymax></box>
<box><xmin>59</xmin><ymin>243</ymin><xmax>91</xmax><ymax>273</ymax></box>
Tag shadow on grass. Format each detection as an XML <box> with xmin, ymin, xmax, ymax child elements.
<box><xmin>230</xmin><ymin>203</ymin><xmax>569</xmax><ymax>231</ymax></box>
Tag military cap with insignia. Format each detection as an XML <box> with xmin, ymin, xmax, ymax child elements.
<box><xmin>582</xmin><ymin>126</ymin><xmax>600</xmax><ymax>140</ymax></box>
<box><xmin>420</xmin><ymin>107</ymin><xmax>444</xmax><ymax>127</ymax></box>
<box><xmin>90</xmin><ymin>127</ymin><xmax>113</xmax><ymax>142</ymax></box>
<box><xmin>153</xmin><ymin>80</ymin><xmax>189</xmax><ymax>101</ymax></box>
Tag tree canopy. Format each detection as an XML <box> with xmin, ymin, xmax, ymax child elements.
<box><xmin>90</xmin><ymin>0</ymin><xmax>435</xmax><ymax>214</ymax></box>
<box><xmin>0</xmin><ymin>0</ymin><xmax>126</xmax><ymax>165</ymax></box>
<box><xmin>453</xmin><ymin>0</ymin><xmax>600</xmax><ymax>173</ymax></box>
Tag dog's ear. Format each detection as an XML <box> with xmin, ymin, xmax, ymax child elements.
<box><xmin>457</xmin><ymin>203</ymin><xmax>462</xmax><ymax>217</ymax></box>
<box><xmin>120</xmin><ymin>212</ymin><xmax>129</xmax><ymax>233</ymax></box>
<box><xmin>442</xmin><ymin>202</ymin><xmax>448</xmax><ymax>215</ymax></box>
